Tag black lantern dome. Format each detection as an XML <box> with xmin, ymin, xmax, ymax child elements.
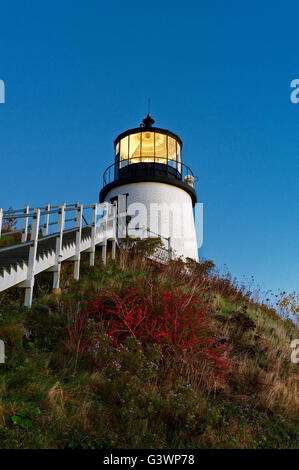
<box><xmin>99</xmin><ymin>116</ymin><xmax>197</xmax><ymax>204</ymax></box>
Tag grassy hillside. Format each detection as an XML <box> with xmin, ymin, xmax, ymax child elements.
<box><xmin>0</xmin><ymin>242</ymin><xmax>298</xmax><ymax>449</ymax></box>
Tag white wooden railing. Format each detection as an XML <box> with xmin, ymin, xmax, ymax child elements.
<box><xmin>0</xmin><ymin>201</ymin><xmax>118</xmax><ymax>307</ymax></box>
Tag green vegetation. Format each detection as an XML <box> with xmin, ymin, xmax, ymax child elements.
<box><xmin>0</xmin><ymin>242</ymin><xmax>298</xmax><ymax>449</ymax></box>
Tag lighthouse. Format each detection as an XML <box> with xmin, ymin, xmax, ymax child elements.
<box><xmin>99</xmin><ymin>115</ymin><xmax>199</xmax><ymax>261</ymax></box>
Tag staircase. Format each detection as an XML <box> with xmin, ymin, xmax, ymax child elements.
<box><xmin>0</xmin><ymin>202</ymin><xmax>118</xmax><ymax>307</ymax></box>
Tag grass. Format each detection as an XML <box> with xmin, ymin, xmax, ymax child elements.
<box><xmin>0</xmin><ymin>244</ymin><xmax>298</xmax><ymax>449</ymax></box>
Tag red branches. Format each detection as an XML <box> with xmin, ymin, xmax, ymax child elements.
<box><xmin>68</xmin><ymin>280</ymin><xmax>235</xmax><ymax>382</ymax></box>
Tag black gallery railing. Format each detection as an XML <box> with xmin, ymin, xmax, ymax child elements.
<box><xmin>102</xmin><ymin>157</ymin><xmax>196</xmax><ymax>188</ymax></box>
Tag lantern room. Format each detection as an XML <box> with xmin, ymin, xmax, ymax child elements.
<box><xmin>115</xmin><ymin>114</ymin><xmax>182</xmax><ymax>172</ymax></box>
<box><xmin>99</xmin><ymin>115</ymin><xmax>197</xmax><ymax>205</ymax></box>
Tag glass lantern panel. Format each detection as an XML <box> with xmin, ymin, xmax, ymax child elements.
<box><xmin>119</xmin><ymin>136</ymin><xmax>129</xmax><ymax>168</ymax></box>
<box><xmin>168</xmin><ymin>136</ymin><xmax>177</xmax><ymax>168</ymax></box>
<box><xmin>177</xmin><ymin>142</ymin><xmax>182</xmax><ymax>173</ymax></box>
<box><xmin>129</xmin><ymin>132</ymin><xmax>141</xmax><ymax>164</ymax></box>
<box><xmin>141</xmin><ymin>131</ymin><xmax>155</xmax><ymax>162</ymax></box>
<box><xmin>155</xmin><ymin>132</ymin><xmax>167</xmax><ymax>164</ymax></box>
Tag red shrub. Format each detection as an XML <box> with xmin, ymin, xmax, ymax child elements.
<box><xmin>68</xmin><ymin>280</ymin><xmax>235</xmax><ymax>383</ymax></box>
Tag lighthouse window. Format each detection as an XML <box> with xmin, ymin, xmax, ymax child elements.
<box><xmin>120</xmin><ymin>136</ymin><xmax>129</xmax><ymax>167</ymax></box>
<box><xmin>177</xmin><ymin>142</ymin><xmax>182</xmax><ymax>173</ymax></box>
<box><xmin>141</xmin><ymin>131</ymin><xmax>155</xmax><ymax>161</ymax></box>
<box><xmin>129</xmin><ymin>132</ymin><xmax>142</xmax><ymax>163</ymax></box>
<box><xmin>167</xmin><ymin>136</ymin><xmax>177</xmax><ymax>167</ymax></box>
<box><xmin>155</xmin><ymin>132</ymin><xmax>167</xmax><ymax>163</ymax></box>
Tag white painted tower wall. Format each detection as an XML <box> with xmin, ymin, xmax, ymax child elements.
<box><xmin>104</xmin><ymin>181</ymin><xmax>198</xmax><ymax>261</ymax></box>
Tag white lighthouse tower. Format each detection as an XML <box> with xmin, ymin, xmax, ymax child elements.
<box><xmin>99</xmin><ymin>115</ymin><xmax>199</xmax><ymax>261</ymax></box>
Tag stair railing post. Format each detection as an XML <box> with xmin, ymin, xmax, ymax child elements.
<box><xmin>43</xmin><ymin>203</ymin><xmax>50</xmax><ymax>236</ymax></box>
<box><xmin>102</xmin><ymin>202</ymin><xmax>108</xmax><ymax>265</ymax></box>
<box><xmin>53</xmin><ymin>203</ymin><xmax>65</xmax><ymax>289</ymax></box>
<box><xmin>24</xmin><ymin>208</ymin><xmax>40</xmax><ymax>307</ymax></box>
<box><xmin>112</xmin><ymin>201</ymin><xmax>117</xmax><ymax>238</ymax></box>
<box><xmin>74</xmin><ymin>202</ymin><xmax>83</xmax><ymax>280</ymax></box>
<box><xmin>111</xmin><ymin>201</ymin><xmax>117</xmax><ymax>260</ymax></box>
<box><xmin>89</xmin><ymin>203</ymin><xmax>97</xmax><ymax>266</ymax></box>
<box><xmin>105</xmin><ymin>202</ymin><xmax>109</xmax><ymax>232</ymax></box>
<box><xmin>0</xmin><ymin>208</ymin><xmax>2</xmax><ymax>238</ymax></box>
<box><xmin>21</xmin><ymin>205</ymin><xmax>29</xmax><ymax>242</ymax></box>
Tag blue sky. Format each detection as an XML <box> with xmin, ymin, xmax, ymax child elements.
<box><xmin>0</xmin><ymin>1</ymin><xmax>298</xmax><ymax>296</ymax></box>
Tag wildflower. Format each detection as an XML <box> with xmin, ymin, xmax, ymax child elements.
<box><xmin>18</xmin><ymin>324</ymin><xmax>31</xmax><ymax>339</ymax></box>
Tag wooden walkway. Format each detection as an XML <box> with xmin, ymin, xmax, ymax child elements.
<box><xmin>0</xmin><ymin>202</ymin><xmax>118</xmax><ymax>306</ymax></box>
